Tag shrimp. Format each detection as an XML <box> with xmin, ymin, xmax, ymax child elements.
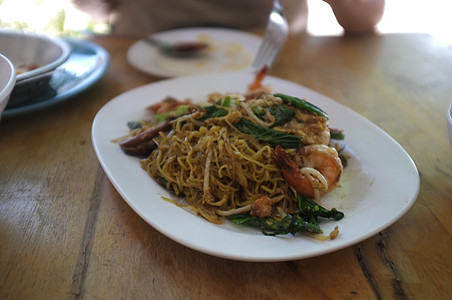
<box><xmin>250</xmin><ymin>196</ymin><xmax>273</xmax><ymax>218</ymax></box>
<box><xmin>274</xmin><ymin>145</ymin><xmax>343</xmax><ymax>199</ymax></box>
<box><xmin>248</xmin><ymin>65</ymin><xmax>269</xmax><ymax>92</ymax></box>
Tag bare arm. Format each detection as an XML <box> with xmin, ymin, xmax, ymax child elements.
<box><xmin>72</xmin><ymin>0</ymin><xmax>115</xmax><ymax>20</ymax></box>
<box><xmin>323</xmin><ymin>0</ymin><xmax>385</xmax><ymax>34</ymax></box>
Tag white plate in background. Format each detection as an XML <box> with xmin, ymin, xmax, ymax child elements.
<box><xmin>127</xmin><ymin>27</ymin><xmax>262</xmax><ymax>78</ymax></box>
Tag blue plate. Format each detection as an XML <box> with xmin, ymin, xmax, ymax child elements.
<box><xmin>3</xmin><ymin>37</ymin><xmax>109</xmax><ymax>117</ymax></box>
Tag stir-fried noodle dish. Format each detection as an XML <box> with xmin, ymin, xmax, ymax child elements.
<box><xmin>117</xmin><ymin>73</ymin><xmax>347</xmax><ymax>239</ymax></box>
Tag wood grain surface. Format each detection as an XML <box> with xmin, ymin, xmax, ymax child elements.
<box><xmin>1</xmin><ymin>33</ymin><xmax>451</xmax><ymax>300</ymax></box>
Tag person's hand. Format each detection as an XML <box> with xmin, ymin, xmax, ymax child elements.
<box><xmin>323</xmin><ymin>0</ymin><xmax>385</xmax><ymax>34</ymax></box>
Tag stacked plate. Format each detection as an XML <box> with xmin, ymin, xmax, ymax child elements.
<box><xmin>0</xmin><ymin>30</ymin><xmax>109</xmax><ymax>117</ymax></box>
<box><xmin>447</xmin><ymin>102</ymin><xmax>452</xmax><ymax>146</ymax></box>
<box><xmin>0</xmin><ymin>53</ymin><xmax>16</xmax><ymax>119</ymax></box>
<box><xmin>0</xmin><ymin>30</ymin><xmax>70</xmax><ymax>106</ymax></box>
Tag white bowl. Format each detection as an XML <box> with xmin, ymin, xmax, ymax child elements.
<box><xmin>0</xmin><ymin>53</ymin><xmax>16</xmax><ymax>118</ymax></box>
<box><xmin>447</xmin><ymin>102</ymin><xmax>452</xmax><ymax>146</ymax></box>
<box><xmin>0</xmin><ymin>30</ymin><xmax>70</xmax><ymax>82</ymax></box>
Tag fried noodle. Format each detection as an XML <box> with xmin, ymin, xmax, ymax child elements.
<box><xmin>141</xmin><ymin>118</ymin><xmax>298</xmax><ymax>224</ymax></box>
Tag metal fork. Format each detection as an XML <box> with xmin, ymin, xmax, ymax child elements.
<box><xmin>252</xmin><ymin>0</ymin><xmax>289</xmax><ymax>71</ymax></box>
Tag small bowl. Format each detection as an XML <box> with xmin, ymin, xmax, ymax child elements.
<box><xmin>0</xmin><ymin>30</ymin><xmax>71</xmax><ymax>105</ymax></box>
<box><xmin>447</xmin><ymin>102</ymin><xmax>452</xmax><ymax>146</ymax></box>
<box><xmin>0</xmin><ymin>53</ymin><xmax>16</xmax><ymax>119</ymax></box>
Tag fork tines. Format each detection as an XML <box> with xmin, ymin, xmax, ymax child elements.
<box><xmin>252</xmin><ymin>0</ymin><xmax>289</xmax><ymax>71</ymax></box>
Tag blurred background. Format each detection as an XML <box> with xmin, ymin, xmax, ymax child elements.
<box><xmin>0</xmin><ymin>0</ymin><xmax>450</xmax><ymax>44</ymax></box>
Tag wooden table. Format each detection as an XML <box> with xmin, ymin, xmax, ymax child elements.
<box><xmin>1</xmin><ymin>32</ymin><xmax>451</xmax><ymax>299</ymax></box>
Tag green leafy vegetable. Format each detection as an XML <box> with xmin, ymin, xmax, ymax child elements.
<box><xmin>235</xmin><ymin>118</ymin><xmax>302</xmax><ymax>149</ymax></box>
<box><xmin>268</xmin><ymin>104</ymin><xmax>296</xmax><ymax>127</ymax></box>
<box><xmin>227</xmin><ymin>214</ymin><xmax>322</xmax><ymax>236</ymax></box>
<box><xmin>274</xmin><ymin>93</ymin><xmax>329</xmax><ymax>119</ymax></box>
<box><xmin>219</xmin><ymin>96</ymin><xmax>231</xmax><ymax>108</ymax></box>
<box><xmin>194</xmin><ymin>99</ymin><xmax>302</xmax><ymax>148</ymax></box>
<box><xmin>227</xmin><ymin>195</ymin><xmax>344</xmax><ymax>236</ymax></box>
<box><xmin>199</xmin><ymin>105</ymin><xmax>228</xmax><ymax>121</ymax></box>
<box><xmin>154</xmin><ymin>105</ymin><xmax>191</xmax><ymax>123</ymax></box>
<box><xmin>196</xmin><ymin>97</ymin><xmax>302</xmax><ymax>148</ymax></box>
<box><xmin>127</xmin><ymin>121</ymin><xmax>142</xmax><ymax>130</ymax></box>
<box><xmin>297</xmin><ymin>195</ymin><xmax>344</xmax><ymax>221</ymax></box>
<box><xmin>330</xmin><ymin>128</ymin><xmax>345</xmax><ymax>140</ymax></box>
<box><xmin>251</xmin><ymin>105</ymin><xmax>265</xmax><ymax>116</ymax></box>
<box><xmin>198</xmin><ymin>97</ymin><xmax>231</xmax><ymax>122</ymax></box>
<box><xmin>250</xmin><ymin>104</ymin><xmax>295</xmax><ymax>127</ymax></box>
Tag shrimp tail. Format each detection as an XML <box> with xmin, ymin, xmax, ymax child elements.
<box><xmin>273</xmin><ymin>146</ymin><xmax>315</xmax><ymax>198</ymax></box>
<box><xmin>248</xmin><ymin>65</ymin><xmax>269</xmax><ymax>92</ymax></box>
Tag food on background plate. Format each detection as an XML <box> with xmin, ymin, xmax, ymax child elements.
<box><xmin>16</xmin><ymin>63</ymin><xmax>39</xmax><ymax>75</ymax></box>
<box><xmin>115</xmin><ymin>72</ymin><xmax>347</xmax><ymax>239</ymax></box>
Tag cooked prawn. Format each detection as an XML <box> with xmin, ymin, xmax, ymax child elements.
<box><xmin>248</xmin><ymin>65</ymin><xmax>269</xmax><ymax>92</ymax></box>
<box><xmin>274</xmin><ymin>145</ymin><xmax>343</xmax><ymax>199</ymax></box>
<box><xmin>250</xmin><ymin>196</ymin><xmax>273</xmax><ymax>218</ymax></box>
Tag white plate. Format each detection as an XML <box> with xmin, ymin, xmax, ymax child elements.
<box><xmin>127</xmin><ymin>27</ymin><xmax>262</xmax><ymax>78</ymax></box>
<box><xmin>92</xmin><ymin>72</ymin><xmax>419</xmax><ymax>262</ymax></box>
